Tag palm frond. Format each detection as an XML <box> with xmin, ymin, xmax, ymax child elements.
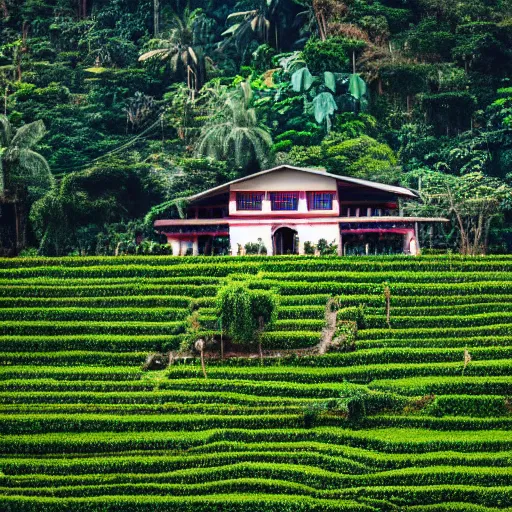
<box><xmin>0</xmin><ymin>115</ymin><xmax>12</xmax><ymax>147</ymax></box>
<box><xmin>17</xmin><ymin>149</ymin><xmax>54</xmax><ymax>190</ymax></box>
<box><xmin>138</xmin><ymin>49</ymin><xmax>170</xmax><ymax>61</ymax></box>
<box><xmin>9</xmin><ymin>120</ymin><xmax>46</xmax><ymax>149</ymax></box>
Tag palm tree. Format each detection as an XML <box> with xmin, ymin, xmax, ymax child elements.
<box><xmin>139</xmin><ymin>7</ymin><xmax>212</xmax><ymax>97</ymax></box>
<box><xmin>222</xmin><ymin>0</ymin><xmax>284</xmax><ymax>52</ymax></box>
<box><xmin>195</xmin><ymin>83</ymin><xmax>273</xmax><ymax>170</ymax></box>
<box><xmin>0</xmin><ymin>116</ymin><xmax>54</xmax><ymax>252</ymax></box>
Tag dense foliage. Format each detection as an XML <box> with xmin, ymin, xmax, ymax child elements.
<box><xmin>0</xmin><ymin>0</ymin><xmax>511</xmax><ymax>255</ymax></box>
<box><xmin>0</xmin><ymin>254</ymin><xmax>511</xmax><ymax>510</ymax></box>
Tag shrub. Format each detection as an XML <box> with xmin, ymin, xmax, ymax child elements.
<box><xmin>217</xmin><ymin>282</ymin><xmax>278</xmax><ymax>343</ymax></box>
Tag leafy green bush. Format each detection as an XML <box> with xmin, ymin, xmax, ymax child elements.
<box><xmin>217</xmin><ymin>283</ymin><xmax>278</xmax><ymax>343</ymax></box>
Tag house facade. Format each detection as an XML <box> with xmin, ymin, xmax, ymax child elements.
<box><xmin>154</xmin><ymin>165</ymin><xmax>447</xmax><ymax>256</ymax></box>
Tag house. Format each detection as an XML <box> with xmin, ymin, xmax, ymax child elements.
<box><xmin>154</xmin><ymin>165</ymin><xmax>447</xmax><ymax>256</ymax></box>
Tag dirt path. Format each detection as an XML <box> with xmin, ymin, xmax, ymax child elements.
<box><xmin>168</xmin><ymin>301</ymin><xmax>339</xmax><ymax>364</ymax></box>
<box><xmin>317</xmin><ymin>305</ymin><xmax>337</xmax><ymax>355</ymax></box>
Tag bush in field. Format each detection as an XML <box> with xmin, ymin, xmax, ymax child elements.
<box><xmin>217</xmin><ymin>282</ymin><xmax>278</xmax><ymax>344</ymax></box>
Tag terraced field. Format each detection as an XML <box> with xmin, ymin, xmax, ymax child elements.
<box><xmin>1</xmin><ymin>255</ymin><xmax>511</xmax><ymax>512</ymax></box>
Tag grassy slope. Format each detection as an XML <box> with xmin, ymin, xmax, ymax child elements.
<box><xmin>0</xmin><ymin>255</ymin><xmax>511</xmax><ymax>512</ymax></box>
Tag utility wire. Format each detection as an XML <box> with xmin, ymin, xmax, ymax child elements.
<box><xmin>50</xmin><ymin>111</ymin><xmax>167</xmax><ymax>177</ymax></box>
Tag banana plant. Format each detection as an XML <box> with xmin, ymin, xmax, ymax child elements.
<box><xmin>289</xmin><ymin>64</ymin><xmax>368</xmax><ymax>131</ymax></box>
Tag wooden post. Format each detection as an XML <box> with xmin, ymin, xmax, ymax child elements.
<box><xmin>384</xmin><ymin>285</ymin><xmax>391</xmax><ymax>328</ymax></box>
<box><xmin>195</xmin><ymin>339</ymin><xmax>207</xmax><ymax>379</ymax></box>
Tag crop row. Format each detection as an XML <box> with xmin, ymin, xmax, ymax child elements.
<box><xmin>0</xmin><ymin>351</ymin><xmax>149</xmax><ymax>366</ymax></box>
<box><xmin>1</xmin><ymin>395</ymin><xmax>507</xmax><ymax>419</ymax></box>
<box><xmin>0</xmin><ymin>335</ymin><xmax>185</xmax><ymax>353</ymax></box>
<box><xmin>358</xmin><ymin>324</ymin><xmax>512</xmax><ymax>340</ymax></box>
<box><xmin>0</xmin><ymin>366</ymin><xmax>143</xmax><ymax>381</ymax></box>
<box><xmin>357</xmin><ymin>335</ymin><xmax>512</xmax><ymax>350</ymax></box>
<box><xmin>366</xmin><ymin>303</ymin><xmax>512</xmax><ymax>317</ymax></box>
<box><xmin>0</xmin><ymin>321</ymin><xmax>186</xmax><ymax>336</ymax></box>
<box><xmin>1</xmin><ymin>427</ymin><xmax>510</xmax><ymax>455</ymax></box>
<box><xmin>0</xmin><ymin>413</ymin><xmax>306</xmax><ymax>435</ymax></box>
<box><xmin>0</xmin><ymin>284</ymin><xmax>218</xmax><ymax>298</ymax></box>
<box><xmin>369</xmin><ymin>376</ymin><xmax>512</xmax><ymax>396</ymax></box>
<box><xmin>1</xmin><ymin>463</ymin><xmax>510</xmax><ymax>491</ymax></box>
<box><xmin>364</xmin><ymin>312</ymin><xmax>511</xmax><ymax>329</ymax></box>
<box><xmin>0</xmin><ymin>308</ymin><xmax>190</xmax><ymax>322</ymax></box>
<box><xmin>262</xmin><ymin>281</ymin><xmax>512</xmax><ymax>296</ymax></box>
<box><xmin>260</xmin><ymin>271</ymin><xmax>512</xmax><ymax>283</ymax></box>
<box><xmin>4</xmin><ymin>443</ymin><xmax>512</xmax><ymax>475</ymax></box>
<box><xmin>168</xmin><ymin>346</ymin><xmax>512</xmax><ymax>369</ymax></box>
<box><xmin>0</xmin><ymin>390</ymin><xmax>310</xmax><ymax>406</ymax></box>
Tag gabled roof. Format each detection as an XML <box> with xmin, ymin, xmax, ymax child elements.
<box><xmin>187</xmin><ymin>165</ymin><xmax>418</xmax><ymax>202</ymax></box>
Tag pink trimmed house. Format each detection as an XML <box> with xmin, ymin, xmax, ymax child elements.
<box><xmin>154</xmin><ymin>165</ymin><xmax>446</xmax><ymax>256</ymax></box>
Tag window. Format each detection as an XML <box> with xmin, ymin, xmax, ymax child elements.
<box><xmin>236</xmin><ymin>192</ymin><xmax>263</xmax><ymax>211</ymax></box>
<box><xmin>308</xmin><ymin>192</ymin><xmax>334</xmax><ymax>210</ymax></box>
<box><xmin>270</xmin><ymin>192</ymin><xmax>299</xmax><ymax>211</ymax></box>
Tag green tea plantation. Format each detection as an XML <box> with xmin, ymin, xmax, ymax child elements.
<box><xmin>0</xmin><ymin>255</ymin><xmax>511</xmax><ymax>512</ymax></box>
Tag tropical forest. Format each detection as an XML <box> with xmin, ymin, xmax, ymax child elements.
<box><xmin>0</xmin><ymin>1</ymin><xmax>512</xmax><ymax>512</ymax></box>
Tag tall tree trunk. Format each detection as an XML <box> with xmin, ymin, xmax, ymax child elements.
<box><xmin>154</xmin><ymin>0</ymin><xmax>160</xmax><ymax>37</ymax></box>
<box><xmin>0</xmin><ymin>0</ymin><xmax>8</xmax><ymax>18</ymax></box>
<box><xmin>13</xmin><ymin>200</ymin><xmax>25</xmax><ymax>255</ymax></box>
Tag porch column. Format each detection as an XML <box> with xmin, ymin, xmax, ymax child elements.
<box><xmin>166</xmin><ymin>237</ymin><xmax>181</xmax><ymax>256</ymax></box>
<box><xmin>192</xmin><ymin>236</ymin><xmax>199</xmax><ymax>256</ymax></box>
<box><xmin>403</xmin><ymin>229</ymin><xmax>415</xmax><ymax>255</ymax></box>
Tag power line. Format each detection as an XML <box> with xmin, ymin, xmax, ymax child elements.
<box><xmin>50</xmin><ymin>111</ymin><xmax>167</xmax><ymax>177</ymax></box>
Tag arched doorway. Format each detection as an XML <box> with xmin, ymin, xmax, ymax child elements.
<box><xmin>273</xmin><ymin>227</ymin><xmax>298</xmax><ymax>255</ymax></box>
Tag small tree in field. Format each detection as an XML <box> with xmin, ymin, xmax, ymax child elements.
<box><xmin>217</xmin><ymin>282</ymin><xmax>278</xmax><ymax>356</ymax></box>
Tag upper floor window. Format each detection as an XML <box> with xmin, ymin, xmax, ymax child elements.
<box><xmin>237</xmin><ymin>192</ymin><xmax>263</xmax><ymax>211</ymax></box>
<box><xmin>308</xmin><ymin>192</ymin><xmax>334</xmax><ymax>210</ymax></box>
<box><xmin>270</xmin><ymin>192</ymin><xmax>298</xmax><ymax>211</ymax></box>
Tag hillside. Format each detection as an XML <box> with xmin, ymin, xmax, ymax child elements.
<box><xmin>1</xmin><ymin>0</ymin><xmax>511</xmax><ymax>255</ymax></box>
<box><xmin>0</xmin><ymin>255</ymin><xmax>511</xmax><ymax>511</ymax></box>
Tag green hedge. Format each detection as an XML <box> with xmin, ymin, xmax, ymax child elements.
<box><xmin>367</xmin><ymin>302</ymin><xmax>512</xmax><ymax>317</ymax></box>
<box><xmin>273</xmin><ymin>320</ymin><xmax>326</xmax><ymax>331</ymax></box>
<box><xmin>262</xmin><ymin>271</ymin><xmax>512</xmax><ymax>283</ymax></box>
<box><xmin>363</xmin><ymin>415</ymin><xmax>512</xmax><ymax>430</ymax></box>
<box><xmin>0</xmin><ymin>307</ymin><xmax>189</xmax><ymax>322</ymax></box>
<box><xmin>425</xmin><ymin>395</ymin><xmax>509</xmax><ymax>417</ymax></box>
<box><xmin>357</xmin><ymin>335</ymin><xmax>512</xmax><ymax>350</ymax></box>
<box><xmin>0</xmin><ymin>335</ymin><xmax>184</xmax><ymax>352</ymax></box>
<box><xmin>0</xmin><ymin>295</ymin><xmax>192</xmax><ymax>308</ymax></box>
<box><xmin>278</xmin><ymin>306</ymin><xmax>326</xmax><ymax>319</ymax></box>
<box><xmin>0</xmin><ymin>413</ymin><xmax>304</xmax><ymax>435</ymax></box>
<box><xmin>167</xmin><ymin>358</ymin><xmax>512</xmax><ymax>379</ymax></box>
<box><xmin>0</xmin><ymin>263</ymin><xmax>259</xmax><ymax>279</ymax></box>
<box><xmin>0</xmin><ymin>494</ymin><xmax>376</xmax><ymax>512</ymax></box>
<box><xmin>270</xmin><ymin>281</ymin><xmax>512</xmax><ymax>296</ymax></box>
<box><xmin>365</xmin><ymin>312</ymin><xmax>511</xmax><ymax>329</ymax></box>
<box><xmin>0</xmin><ymin>390</ymin><xmax>310</xmax><ymax>406</ymax></box>
<box><xmin>0</xmin><ymin>379</ymin><xmax>153</xmax><ymax>392</ymax></box>
<box><xmin>0</xmin><ymin>452</ymin><xmax>365</xmax><ymax>477</ymax></box>
<box><xmin>0</xmin><ymin>321</ymin><xmax>186</xmax><ymax>336</ymax></box>
<box><xmin>369</xmin><ymin>376</ymin><xmax>512</xmax><ymax>396</ymax></box>
<box><xmin>0</xmin><ymin>366</ymin><xmax>142</xmax><ymax>381</ymax></box>
<box><xmin>359</xmin><ymin>324</ymin><xmax>512</xmax><ymax>340</ymax></box>
<box><xmin>0</xmin><ymin>284</ymin><xmax>218</xmax><ymax>298</ymax></box>
<box><xmin>0</xmin><ymin>351</ymin><xmax>147</xmax><ymax>366</ymax></box>
<box><xmin>260</xmin><ymin>332</ymin><xmax>322</xmax><ymax>349</ymax></box>
<box><xmin>0</xmin><ymin>464</ymin><xmax>508</xmax><ymax>493</ymax></box>
<box><xmin>2</xmin><ymin>427</ymin><xmax>511</xmax><ymax>455</ymax></box>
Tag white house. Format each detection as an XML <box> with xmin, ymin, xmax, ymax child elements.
<box><xmin>154</xmin><ymin>165</ymin><xmax>446</xmax><ymax>256</ymax></box>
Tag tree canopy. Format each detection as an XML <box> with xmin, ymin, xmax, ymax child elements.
<box><xmin>0</xmin><ymin>0</ymin><xmax>510</xmax><ymax>254</ymax></box>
